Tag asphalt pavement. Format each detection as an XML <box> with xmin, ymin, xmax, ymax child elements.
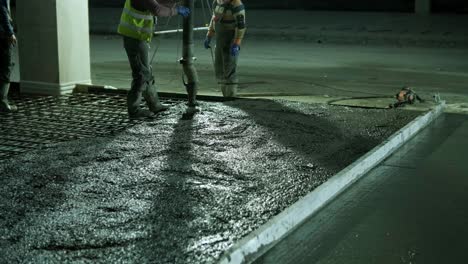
<box><xmin>88</xmin><ymin>8</ymin><xmax>468</xmax><ymax>47</ymax></box>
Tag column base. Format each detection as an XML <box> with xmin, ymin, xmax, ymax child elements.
<box><xmin>20</xmin><ymin>80</ymin><xmax>92</xmax><ymax>95</ymax></box>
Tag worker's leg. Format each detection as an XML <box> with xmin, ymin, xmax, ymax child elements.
<box><xmin>143</xmin><ymin>64</ymin><xmax>168</xmax><ymax>113</ymax></box>
<box><xmin>223</xmin><ymin>47</ymin><xmax>238</xmax><ymax>97</ymax></box>
<box><xmin>219</xmin><ymin>30</ymin><xmax>238</xmax><ymax>98</ymax></box>
<box><xmin>123</xmin><ymin>36</ymin><xmax>153</xmax><ymax>117</ymax></box>
<box><xmin>0</xmin><ymin>38</ymin><xmax>17</xmax><ymax>113</ymax></box>
<box><xmin>214</xmin><ymin>33</ymin><xmax>225</xmax><ymax>82</ymax></box>
<box><xmin>141</xmin><ymin>45</ymin><xmax>168</xmax><ymax>114</ymax></box>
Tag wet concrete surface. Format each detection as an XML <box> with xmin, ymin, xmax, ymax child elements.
<box><xmin>0</xmin><ymin>99</ymin><xmax>419</xmax><ymax>263</ymax></box>
<box><xmin>255</xmin><ymin>113</ymin><xmax>468</xmax><ymax>264</ymax></box>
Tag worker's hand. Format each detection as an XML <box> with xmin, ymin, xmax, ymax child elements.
<box><xmin>204</xmin><ymin>36</ymin><xmax>212</xmax><ymax>49</ymax></box>
<box><xmin>230</xmin><ymin>44</ymin><xmax>240</xmax><ymax>56</ymax></box>
<box><xmin>8</xmin><ymin>34</ymin><xmax>17</xmax><ymax>46</ymax></box>
<box><xmin>177</xmin><ymin>6</ymin><xmax>190</xmax><ymax>18</ymax></box>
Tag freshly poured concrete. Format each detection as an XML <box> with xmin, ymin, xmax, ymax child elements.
<box><xmin>0</xmin><ymin>99</ymin><xmax>418</xmax><ymax>263</ymax></box>
<box><xmin>256</xmin><ymin>113</ymin><xmax>468</xmax><ymax>264</ymax></box>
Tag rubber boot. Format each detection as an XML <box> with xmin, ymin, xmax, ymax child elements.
<box><xmin>185</xmin><ymin>82</ymin><xmax>198</xmax><ymax>107</ymax></box>
<box><xmin>143</xmin><ymin>83</ymin><xmax>169</xmax><ymax>114</ymax></box>
<box><xmin>226</xmin><ymin>83</ymin><xmax>237</xmax><ymax>98</ymax></box>
<box><xmin>129</xmin><ymin>109</ymin><xmax>156</xmax><ymax>120</ymax></box>
<box><xmin>126</xmin><ymin>77</ymin><xmax>146</xmax><ymax>117</ymax></box>
<box><xmin>220</xmin><ymin>84</ymin><xmax>228</xmax><ymax>97</ymax></box>
<box><xmin>0</xmin><ymin>82</ymin><xmax>17</xmax><ymax>113</ymax></box>
<box><xmin>221</xmin><ymin>83</ymin><xmax>237</xmax><ymax>98</ymax></box>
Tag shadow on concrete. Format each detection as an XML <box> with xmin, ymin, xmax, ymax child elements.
<box><xmin>0</xmin><ymin>134</ymin><xmax>120</xmax><ymax>261</ymax></box>
<box><xmin>145</xmin><ymin>110</ymin><xmax>196</xmax><ymax>262</ymax></box>
<box><xmin>229</xmin><ymin>98</ymin><xmax>380</xmax><ymax>172</ymax></box>
<box><xmin>255</xmin><ymin>114</ymin><xmax>465</xmax><ymax>264</ymax></box>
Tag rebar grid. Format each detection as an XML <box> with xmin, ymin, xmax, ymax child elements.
<box><xmin>0</xmin><ymin>92</ymin><xmax>179</xmax><ymax>160</ymax></box>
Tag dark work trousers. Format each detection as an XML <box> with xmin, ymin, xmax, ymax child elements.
<box><xmin>0</xmin><ymin>37</ymin><xmax>14</xmax><ymax>104</ymax></box>
<box><xmin>0</xmin><ymin>37</ymin><xmax>13</xmax><ymax>82</ymax></box>
<box><xmin>123</xmin><ymin>36</ymin><xmax>161</xmax><ymax>115</ymax></box>
<box><xmin>214</xmin><ymin>23</ymin><xmax>238</xmax><ymax>97</ymax></box>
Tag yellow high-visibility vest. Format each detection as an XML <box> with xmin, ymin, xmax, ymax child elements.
<box><xmin>117</xmin><ymin>0</ymin><xmax>154</xmax><ymax>42</ymax></box>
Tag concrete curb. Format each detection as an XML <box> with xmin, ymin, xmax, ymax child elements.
<box><xmin>218</xmin><ymin>102</ymin><xmax>446</xmax><ymax>264</ymax></box>
<box><xmin>73</xmin><ymin>84</ymin><xmax>232</xmax><ymax>102</ymax></box>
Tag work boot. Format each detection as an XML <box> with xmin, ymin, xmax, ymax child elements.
<box><xmin>228</xmin><ymin>84</ymin><xmax>238</xmax><ymax>98</ymax></box>
<box><xmin>143</xmin><ymin>85</ymin><xmax>169</xmax><ymax>114</ymax></box>
<box><xmin>220</xmin><ymin>84</ymin><xmax>227</xmax><ymax>97</ymax></box>
<box><xmin>150</xmin><ymin>104</ymin><xmax>169</xmax><ymax>114</ymax></box>
<box><xmin>129</xmin><ymin>109</ymin><xmax>156</xmax><ymax>120</ymax></box>
<box><xmin>0</xmin><ymin>82</ymin><xmax>17</xmax><ymax>113</ymax></box>
<box><xmin>221</xmin><ymin>83</ymin><xmax>237</xmax><ymax>98</ymax></box>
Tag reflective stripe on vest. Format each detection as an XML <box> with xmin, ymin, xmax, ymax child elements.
<box><xmin>119</xmin><ymin>21</ymin><xmax>154</xmax><ymax>34</ymax></box>
<box><xmin>122</xmin><ymin>8</ymin><xmax>153</xmax><ymax>20</ymax></box>
<box><xmin>117</xmin><ymin>0</ymin><xmax>154</xmax><ymax>42</ymax></box>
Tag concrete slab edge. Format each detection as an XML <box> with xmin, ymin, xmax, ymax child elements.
<box><xmin>73</xmin><ymin>85</ymin><xmax>233</xmax><ymax>102</ymax></box>
<box><xmin>218</xmin><ymin>102</ymin><xmax>446</xmax><ymax>264</ymax></box>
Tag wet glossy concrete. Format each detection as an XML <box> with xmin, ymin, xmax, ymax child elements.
<box><xmin>256</xmin><ymin>113</ymin><xmax>468</xmax><ymax>264</ymax></box>
<box><xmin>0</xmin><ymin>100</ymin><xmax>419</xmax><ymax>263</ymax></box>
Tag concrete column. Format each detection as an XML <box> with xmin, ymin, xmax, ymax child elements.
<box><xmin>415</xmin><ymin>0</ymin><xmax>431</xmax><ymax>15</ymax></box>
<box><xmin>16</xmin><ymin>0</ymin><xmax>91</xmax><ymax>95</ymax></box>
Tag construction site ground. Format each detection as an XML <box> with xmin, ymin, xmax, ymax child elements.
<box><xmin>2</xmin><ymin>8</ymin><xmax>467</xmax><ymax>263</ymax></box>
<box><xmin>1</xmin><ymin>93</ymin><xmax>419</xmax><ymax>263</ymax></box>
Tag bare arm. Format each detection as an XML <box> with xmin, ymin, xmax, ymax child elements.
<box><xmin>206</xmin><ymin>0</ymin><xmax>216</xmax><ymax>37</ymax></box>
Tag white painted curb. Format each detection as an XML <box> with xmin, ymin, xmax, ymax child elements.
<box><xmin>218</xmin><ymin>102</ymin><xmax>446</xmax><ymax>264</ymax></box>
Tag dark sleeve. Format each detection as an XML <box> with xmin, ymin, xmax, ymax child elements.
<box><xmin>232</xmin><ymin>0</ymin><xmax>246</xmax><ymax>45</ymax></box>
<box><xmin>0</xmin><ymin>0</ymin><xmax>14</xmax><ymax>36</ymax></box>
<box><xmin>145</xmin><ymin>0</ymin><xmax>176</xmax><ymax>17</ymax></box>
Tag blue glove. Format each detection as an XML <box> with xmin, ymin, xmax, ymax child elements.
<box><xmin>177</xmin><ymin>6</ymin><xmax>190</xmax><ymax>18</ymax></box>
<box><xmin>204</xmin><ymin>36</ymin><xmax>212</xmax><ymax>49</ymax></box>
<box><xmin>230</xmin><ymin>44</ymin><xmax>240</xmax><ymax>57</ymax></box>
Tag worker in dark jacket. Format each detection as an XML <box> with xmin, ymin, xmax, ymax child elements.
<box><xmin>0</xmin><ymin>0</ymin><xmax>17</xmax><ymax>113</ymax></box>
<box><xmin>204</xmin><ymin>0</ymin><xmax>246</xmax><ymax>98</ymax></box>
<box><xmin>117</xmin><ymin>0</ymin><xmax>190</xmax><ymax>119</ymax></box>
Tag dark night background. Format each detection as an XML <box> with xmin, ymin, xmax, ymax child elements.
<box><xmin>8</xmin><ymin>0</ymin><xmax>468</xmax><ymax>13</ymax></box>
<box><xmin>85</xmin><ymin>0</ymin><xmax>468</xmax><ymax>13</ymax></box>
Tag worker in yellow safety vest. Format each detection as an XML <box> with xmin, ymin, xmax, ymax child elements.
<box><xmin>117</xmin><ymin>0</ymin><xmax>190</xmax><ymax>119</ymax></box>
